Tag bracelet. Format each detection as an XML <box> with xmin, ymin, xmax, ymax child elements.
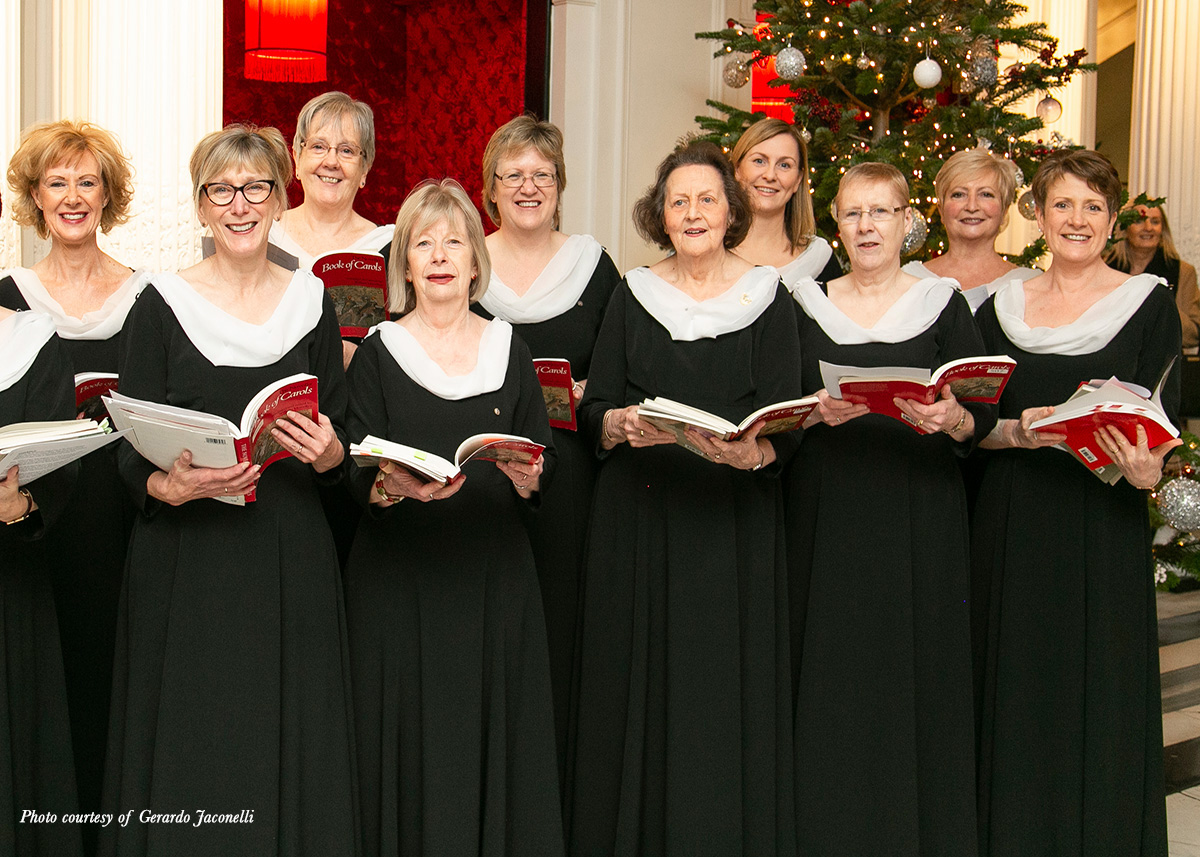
<box><xmin>374</xmin><ymin>472</ymin><xmax>404</xmax><ymax>504</ymax></box>
<box><xmin>4</xmin><ymin>488</ymin><xmax>33</xmax><ymax>525</ymax></box>
<box><xmin>602</xmin><ymin>410</ymin><xmax>618</xmax><ymax>443</ymax></box>
<box><xmin>943</xmin><ymin>408</ymin><xmax>968</xmax><ymax>435</ymax></box>
<box><xmin>751</xmin><ymin>444</ymin><xmax>766</xmax><ymax>471</ymax></box>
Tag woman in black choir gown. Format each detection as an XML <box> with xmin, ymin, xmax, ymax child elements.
<box><xmin>3</xmin><ymin>121</ymin><xmax>144</xmax><ymax>852</ymax></box>
<box><xmin>972</xmin><ymin>150</ymin><xmax>1178</xmax><ymax>857</ymax></box>
<box><xmin>785</xmin><ymin>162</ymin><xmax>992</xmax><ymax>857</ymax></box>
<box><xmin>569</xmin><ymin>142</ymin><xmax>800</xmax><ymax>857</ymax></box>
<box><xmin>100</xmin><ymin>125</ymin><xmax>357</xmax><ymax>857</ymax></box>
<box><xmin>475</xmin><ymin>114</ymin><xmax>620</xmax><ymax>793</ymax></box>
<box><xmin>730</xmin><ymin>117</ymin><xmax>842</xmax><ymax>286</ymax></box>
<box><xmin>0</xmin><ymin>307</ymin><xmax>82</xmax><ymax>857</ymax></box>
<box><xmin>343</xmin><ymin>178</ymin><xmax>561</xmax><ymax>857</ymax></box>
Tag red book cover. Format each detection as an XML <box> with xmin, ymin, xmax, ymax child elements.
<box><xmin>311</xmin><ymin>250</ymin><xmax>388</xmax><ymax>337</ymax></box>
<box><xmin>238</xmin><ymin>375</ymin><xmax>320</xmax><ymax>503</ymax></box>
<box><xmin>1042</xmin><ymin>409</ymin><xmax>1175</xmax><ymax>471</ymax></box>
<box><xmin>533</xmin><ymin>358</ymin><xmax>577</xmax><ymax>431</ymax></box>
<box><xmin>75</xmin><ymin>373</ymin><xmax>119</xmax><ymax>422</ymax></box>
<box><xmin>456</xmin><ymin>435</ymin><xmax>545</xmax><ymax>469</ymax></box>
<box><xmin>735</xmin><ymin>400</ymin><xmax>820</xmax><ymax>439</ymax></box>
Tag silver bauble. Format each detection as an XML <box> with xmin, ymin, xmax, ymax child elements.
<box><xmin>799</xmin><ymin>127</ymin><xmax>812</xmax><ymax>144</ymax></box>
<box><xmin>723</xmin><ymin>58</ymin><xmax>751</xmax><ymax>88</ymax></box>
<box><xmin>912</xmin><ymin>58</ymin><xmax>942</xmax><ymax>89</ymax></box>
<box><xmin>901</xmin><ymin>209</ymin><xmax>928</xmax><ymax>256</ymax></box>
<box><xmin>1018</xmin><ymin>190</ymin><xmax>1037</xmax><ymax>220</ymax></box>
<box><xmin>1036</xmin><ymin>94</ymin><xmax>1063</xmax><ymax>123</ymax></box>
<box><xmin>970</xmin><ymin>53</ymin><xmax>998</xmax><ymax>89</ymax></box>
<box><xmin>775</xmin><ymin>46</ymin><xmax>807</xmax><ymax>79</ymax></box>
<box><xmin>1159</xmin><ymin>478</ymin><xmax>1200</xmax><ymax>531</ymax></box>
<box><xmin>856</xmin><ymin>52</ymin><xmax>871</xmax><ymax>70</ymax></box>
<box><xmin>1013</xmin><ymin>166</ymin><xmax>1025</xmax><ymax>187</ymax></box>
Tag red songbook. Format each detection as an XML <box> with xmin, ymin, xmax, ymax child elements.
<box><xmin>75</xmin><ymin>372</ymin><xmax>119</xmax><ymax>422</ymax></box>
<box><xmin>351</xmin><ymin>433</ymin><xmax>545</xmax><ymax>483</ymax></box>
<box><xmin>820</xmin><ymin>355</ymin><xmax>1016</xmax><ymax>433</ymax></box>
<box><xmin>311</xmin><ymin>250</ymin><xmax>388</xmax><ymax>337</ymax></box>
<box><xmin>534</xmin><ymin>358</ymin><xmax>577</xmax><ymax>431</ymax></box>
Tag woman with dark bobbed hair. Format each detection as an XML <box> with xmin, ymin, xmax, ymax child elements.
<box><xmin>569</xmin><ymin>141</ymin><xmax>801</xmax><ymax>855</ymax></box>
<box><xmin>101</xmin><ymin>124</ymin><xmax>356</xmax><ymax>856</ymax></box>
<box><xmin>973</xmin><ymin>148</ymin><xmax>1178</xmax><ymax>856</ymax></box>
<box><xmin>2</xmin><ymin>120</ymin><xmax>145</xmax><ymax>845</ymax></box>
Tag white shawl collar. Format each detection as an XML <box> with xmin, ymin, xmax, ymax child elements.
<box><xmin>993</xmin><ymin>272</ymin><xmax>1161</xmax><ymax>356</ymax></box>
<box><xmin>789</xmin><ymin>274</ymin><xmax>958</xmax><ymax>344</ymax></box>
<box><xmin>374</xmin><ymin>318</ymin><xmax>512</xmax><ymax>400</ymax></box>
<box><xmin>626</xmin><ymin>265</ymin><xmax>779</xmax><ymax>342</ymax></box>
<box><xmin>150</xmin><ymin>270</ymin><xmax>324</xmax><ymax>368</ymax></box>
<box><xmin>6</xmin><ymin>267</ymin><xmax>149</xmax><ymax>340</ymax></box>
<box><xmin>0</xmin><ymin>311</ymin><xmax>57</xmax><ymax>393</ymax></box>
<box><xmin>901</xmin><ymin>261</ymin><xmax>1040</xmax><ymax>312</ymax></box>
<box><xmin>775</xmin><ymin>237</ymin><xmax>835</xmax><ymax>290</ymax></box>
<box><xmin>478</xmin><ymin>233</ymin><xmax>603</xmax><ymax>324</ymax></box>
<box><xmin>268</xmin><ymin>221</ymin><xmax>395</xmax><ymax>271</ymax></box>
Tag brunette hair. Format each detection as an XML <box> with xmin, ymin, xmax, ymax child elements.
<box><xmin>7</xmin><ymin>119</ymin><xmax>134</xmax><ymax>239</ymax></box>
<box><xmin>632</xmin><ymin>141</ymin><xmax>751</xmax><ymax>251</ymax></box>
<box><xmin>1030</xmin><ymin>148</ymin><xmax>1122</xmax><ymax>217</ymax></box>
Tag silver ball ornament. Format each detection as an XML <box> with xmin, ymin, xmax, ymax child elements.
<box><xmin>970</xmin><ymin>53</ymin><xmax>998</xmax><ymax>89</ymax></box>
<box><xmin>1018</xmin><ymin>190</ymin><xmax>1037</xmax><ymax>221</ymax></box>
<box><xmin>775</xmin><ymin>46</ymin><xmax>807</xmax><ymax>80</ymax></box>
<box><xmin>856</xmin><ymin>52</ymin><xmax>871</xmax><ymax>70</ymax></box>
<box><xmin>799</xmin><ymin>127</ymin><xmax>812</xmax><ymax>144</ymax></box>
<box><xmin>913</xmin><ymin>58</ymin><xmax>942</xmax><ymax>89</ymax></box>
<box><xmin>901</xmin><ymin>209</ymin><xmax>928</xmax><ymax>256</ymax></box>
<box><xmin>1036</xmin><ymin>94</ymin><xmax>1063</xmax><ymax>123</ymax></box>
<box><xmin>1159</xmin><ymin>477</ymin><xmax>1200</xmax><ymax>531</ymax></box>
<box><xmin>723</xmin><ymin>58</ymin><xmax>751</xmax><ymax>89</ymax></box>
<box><xmin>1013</xmin><ymin>166</ymin><xmax>1025</xmax><ymax>187</ymax></box>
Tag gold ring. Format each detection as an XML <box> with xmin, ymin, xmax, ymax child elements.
<box><xmin>715</xmin><ymin>453</ymin><xmax>722</xmax><ymax>460</ymax></box>
<box><xmin>639</xmin><ymin>430</ymin><xmax>644</xmax><ymax>437</ymax></box>
<box><xmin>917</xmin><ymin>419</ymin><xmax>925</xmax><ymax>427</ymax></box>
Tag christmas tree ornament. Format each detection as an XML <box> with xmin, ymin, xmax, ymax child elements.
<box><xmin>901</xmin><ymin>209</ymin><xmax>928</xmax><ymax>255</ymax></box>
<box><xmin>913</xmin><ymin>57</ymin><xmax>942</xmax><ymax>88</ymax></box>
<box><xmin>1036</xmin><ymin>94</ymin><xmax>1063</xmax><ymax>123</ymax></box>
<box><xmin>856</xmin><ymin>52</ymin><xmax>871</xmax><ymax>70</ymax></box>
<box><xmin>799</xmin><ymin>127</ymin><xmax>812</xmax><ymax>144</ymax></box>
<box><xmin>970</xmin><ymin>49</ymin><xmax>998</xmax><ymax>89</ymax></box>
<box><xmin>723</xmin><ymin>58</ymin><xmax>750</xmax><ymax>88</ymax></box>
<box><xmin>775</xmin><ymin>46</ymin><xmax>807</xmax><ymax>79</ymax></box>
<box><xmin>1018</xmin><ymin>190</ymin><xmax>1037</xmax><ymax>220</ymax></box>
<box><xmin>923</xmin><ymin>96</ymin><xmax>938</xmax><ymax>108</ymax></box>
<box><xmin>1012</xmin><ymin>164</ymin><xmax>1025</xmax><ymax>187</ymax></box>
<box><xmin>1159</xmin><ymin>478</ymin><xmax>1200</xmax><ymax>532</ymax></box>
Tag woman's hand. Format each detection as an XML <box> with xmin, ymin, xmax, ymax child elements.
<box><xmin>0</xmin><ymin>465</ymin><xmax>35</xmax><ymax>522</ymax></box>
<box><xmin>371</xmin><ymin>459</ymin><xmax>463</xmax><ymax>505</ymax></box>
<box><xmin>572</xmin><ymin>378</ymin><xmax>587</xmax><ymax>403</ymax></box>
<box><xmin>146</xmin><ymin>450</ymin><xmax>260</xmax><ymax>506</ymax></box>
<box><xmin>809</xmin><ymin>389</ymin><xmax>869</xmax><ymax>427</ymax></box>
<box><xmin>600</xmin><ymin>406</ymin><xmax>676</xmax><ymax>450</ymax></box>
<box><xmin>683</xmin><ymin>421</ymin><xmax>776</xmax><ymax>471</ymax></box>
<box><xmin>1095</xmin><ymin>424</ymin><xmax>1183</xmax><ymax>490</ymax></box>
<box><xmin>981</xmin><ymin>406</ymin><xmax>1067</xmax><ymax>450</ymax></box>
<box><xmin>895</xmin><ymin>384</ymin><xmax>975</xmax><ymax>438</ymax></box>
<box><xmin>271</xmin><ymin>410</ymin><xmax>344</xmax><ymax>473</ymax></box>
<box><xmin>496</xmin><ymin>456</ymin><xmax>544</xmax><ymax>498</ymax></box>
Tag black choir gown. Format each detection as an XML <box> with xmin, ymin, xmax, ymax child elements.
<box><xmin>569</xmin><ymin>272</ymin><xmax>800</xmax><ymax>857</ymax></box>
<box><xmin>343</xmin><ymin>322</ymin><xmax>562</xmax><ymax>857</ymax></box>
<box><xmin>474</xmin><ymin>241</ymin><xmax>621</xmax><ymax>789</ymax></box>
<box><xmin>0</xmin><ymin>320</ymin><xmax>82</xmax><ymax>857</ymax></box>
<box><xmin>786</xmin><ymin>282</ymin><xmax>993</xmax><ymax>857</ymax></box>
<box><xmin>0</xmin><ymin>272</ymin><xmax>139</xmax><ymax>855</ymax></box>
<box><xmin>972</xmin><ymin>281</ymin><xmax>1177</xmax><ymax>857</ymax></box>
<box><xmin>99</xmin><ymin>283</ymin><xmax>358</xmax><ymax>857</ymax></box>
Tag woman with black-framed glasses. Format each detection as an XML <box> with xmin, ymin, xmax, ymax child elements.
<box><xmin>100</xmin><ymin>124</ymin><xmax>357</xmax><ymax>856</ymax></box>
<box><xmin>785</xmin><ymin>161</ymin><xmax>991</xmax><ymax>856</ymax></box>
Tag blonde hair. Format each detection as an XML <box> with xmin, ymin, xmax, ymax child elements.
<box><xmin>1106</xmin><ymin>203</ymin><xmax>1181</xmax><ymax>268</ymax></box>
<box><xmin>6</xmin><ymin>119</ymin><xmax>134</xmax><ymax>239</ymax></box>
<box><xmin>933</xmin><ymin>148</ymin><xmax>1020</xmax><ymax>231</ymax></box>
<box><xmin>189</xmin><ymin>124</ymin><xmax>292</xmax><ymax>212</ymax></box>
<box><xmin>293</xmin><ymin>91</ymin><xmax>377</xmax><ymax>170</ymax></box>
<box><xmin>481</xmin><ymin>114</ymin><xmax>566</xmax><ymax>228</ymax></box>
<box><xmin>389</xmin><ymin>178</ymin><xmax>490</xmax><ymax>315</ymax></box>
<box><xmin>729</xmin><ymin>118</ymin><xmax>815</xmax><ymax>252</ymax></box>
<box><xmin>831</xmin><ymin>162</ymin><xmax>910</xmax><ymax>219</ymax></box>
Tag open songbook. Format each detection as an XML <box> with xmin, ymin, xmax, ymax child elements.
<box><xmin>350</xmin><ymin>433</ymin><xmax>545</xmax><ymax>484</ymax></box>
<box><xmin>820</xmin><ymin>355</ymin><xmax>1016</xmax><ymax>433</ymax></box>
<box><xmin>103</xmin><ymin>374</ymin><xmax>318</xmax><ymax>505</ymax></box>
<box><xmin>635</xmin><ymin>396</ymin><xmax>820</xmax><ymax>458</ymax></box>
<box><xmin>0</xmin><ymin>419</ymin><xmax>126</xmax><ymax>485</ymax></box>
<box><xmin>1030</xmin><ymin>361</ymin><xmax>1178</xmax><ymax>484</ymax></box>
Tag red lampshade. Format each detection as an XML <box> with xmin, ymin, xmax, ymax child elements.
<box><xmin>245</xmin><ymin>0</ymin><xmax>328</xmax><ymax>83</ymax></box>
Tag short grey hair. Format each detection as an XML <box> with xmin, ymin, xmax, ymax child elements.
<box><xmin>293</xmin><ymin>91</ymin><xmax>377</xmax><ymax>170</ymax></box>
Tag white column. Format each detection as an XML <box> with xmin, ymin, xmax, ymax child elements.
<box><xmin>89</xmin><ymin>0</ymin><xmax>223</xmax><ymax>272</ymax></box>
<box><xmin>0</xmin><ymin>0</ymin><xmax>21</xmax><ymax>267</ymax></box>
<box><xmin>1129</xmin><ymin>0</ymin><xmax>1200</xmax><ymax>261</ymax></box>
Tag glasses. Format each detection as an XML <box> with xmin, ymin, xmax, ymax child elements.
<box><xmin>836</xmin><ymin>205</ymin><xmax>906</xmax><ymax>225</ymax></box>
<box><xmin>303</xmin><ymin>140</ymin><xmax>363</xmax><ymax>161</ymax></box>
<box><xmin>200</xmin><ymin>180</ymin><xmax>276</xmax><ymax>206</ymax></box>
<box><xmin>495</xmin><ymin>171</ymin><xmax>556</xmax><ymax>188</ymax></box>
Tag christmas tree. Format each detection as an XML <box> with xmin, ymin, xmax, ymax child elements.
<box><xmin>696</xmin><ymin>0</ymin><xmax>1098</xmax><ymax>265</ymax></box>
